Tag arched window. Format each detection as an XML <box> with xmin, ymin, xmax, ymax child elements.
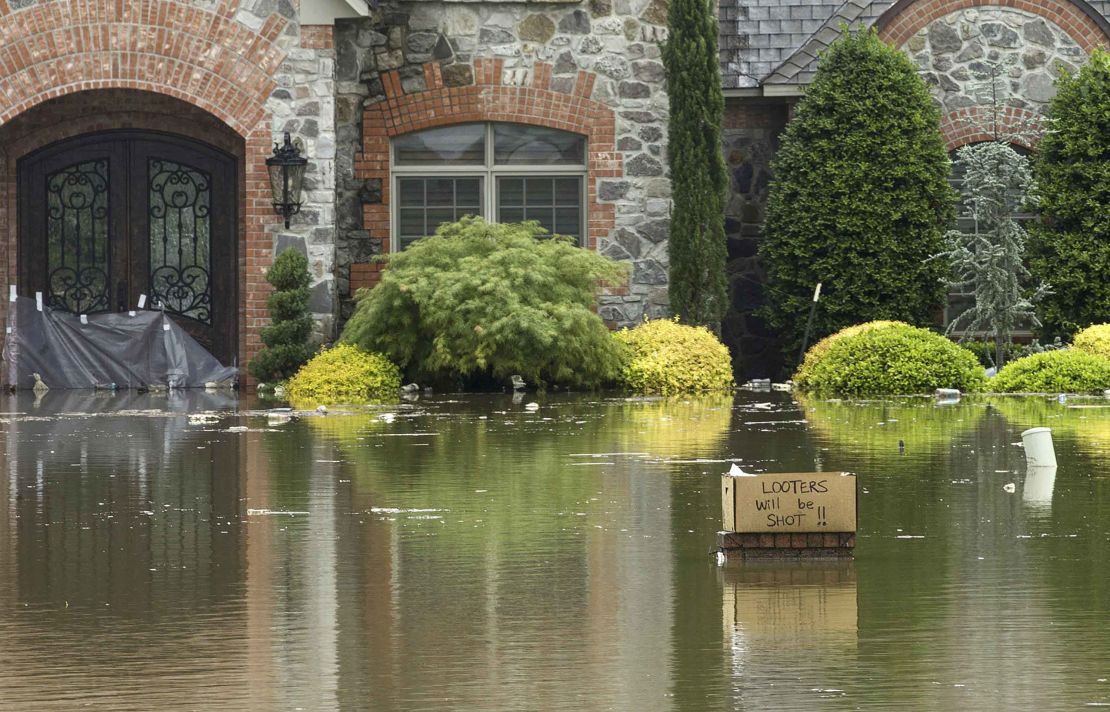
<box><xmin>391</xmin><ymin>122</ymin><xmax>587</xmax><ymax>249</ymax></box>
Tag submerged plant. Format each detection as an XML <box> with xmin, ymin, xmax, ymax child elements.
<box><xmin>614</xmin><ymin>318</ymin><xmax>734</xmax><ymax>395</ymax></box>
<box><xmin>794</xmin><ymin>321</ymin><xmax>985</xmax><ymax>396</ymax></box>
<box><xmin>340</xmin><ymin>216</ymin><xmax>627</xmax><ymax>389</ymax></box>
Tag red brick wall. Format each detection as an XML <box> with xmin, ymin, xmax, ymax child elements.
<box><xmin>877</xmin><ymin>0</ymin><xmax>1109</xmax><ymax>53</ymax></box>
<box><xmin>0</xmin><ymin>0</ymin><xmax>293</xmax><ymax>374</ymax></box>
<box><xmin>351</xmin><ymin>58</ymin><xmax>620</xmax><ymax>292</ymax></box>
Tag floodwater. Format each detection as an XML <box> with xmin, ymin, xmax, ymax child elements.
<box><xmin>1</xmin><ymin>390</ymin><xmax>1109</xmax><ymax>711</ymax></box>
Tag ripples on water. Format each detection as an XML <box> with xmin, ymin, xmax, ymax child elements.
<box><xmin>0</xmin><ymin>391</ymin><xmax>1108</xmax><ymax>710</ymax></box>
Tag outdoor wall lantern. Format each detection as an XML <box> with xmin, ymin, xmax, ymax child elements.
<box><xmin>267</xmin><ymin>132</ymin><xmax>308</xmax><ymax>228</ymax></box>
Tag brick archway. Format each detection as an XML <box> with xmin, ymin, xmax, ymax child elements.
<box><xmin>0</xmin><ymin>0</ymin><xmax>295</xmax><ymax>370</ymax></box>
<box><xmin>353</xmin><ymin>58</ymin><xmax>621</xmax><ymax>289</ymax></box>
<box><xmin>939</xmin><ymin>106</ymin><xmax>1045</xmax><ymax>150</ymax></box>
<box><xmin>876</xmin><ymin>0</ymin><xmax>1110</xmax><ymax>50</ymax></box>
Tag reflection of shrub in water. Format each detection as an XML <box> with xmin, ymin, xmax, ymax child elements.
<box><xmin>799</xmin><ymin>396</ymin><xmax>985</xmax><ymax>456</ymax></box>
<box><xmin>608</xmin><ymin>395</ymin><xmax>734</xmax><ymax>458</ymax></box>
<box><xmin>989</xmin><ymin>396</ymin><xmax>1110</xmax><ymax>457</ymax></box>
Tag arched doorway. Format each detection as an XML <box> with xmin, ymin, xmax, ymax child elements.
<box><xmin>18</xmin><ymin>131</ymin><xmax>238</xmax><ymax>364</ymax></box>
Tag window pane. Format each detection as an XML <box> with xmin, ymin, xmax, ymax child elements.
<box><xmin>398</xmin><ymin>208</ymin><xmax>424</xmax><ymax>238</ymax></box>
<box><xmin>554</xmin><ymin>177</ymin><xmax>580</xmax><ymax>204</ymax></box>
<box><xmin>525</xmin><ymin>179</ymin><xmax>553</xmax><ymax>206</ymax></box>
<box><xmin>394</xmin><ymin>124</ymin><xmax>486</xmax><ymax>165</ymax></box>
<box><xmin>524</xmin><ymin>207</ymin><xmax>556</xmax><ymax>233</ymax></box>
<box><xmin>426</xmin><ymin>208</ymin><xmax>455</xmax><ymax>233</ymax></box>
<box><xmin>398</xmin><ymin>179</ymin><xmax>425</xmax><ymax>207</ymax></box>
<box><xmin>493</xmin><ymin>124</ymin><xmax>585</xmax><ymax>165</ymax></box>
<box><xmin>456</xmin><ymin>178</ymin><xmax>481</xmax><ymax>208</ymax></box>
<box><xmin>554</xmin><ymin>207</ymin><xmax>581</xmax><ymax>236</ymax></box>
<box><xmin>499</xmin><ymin>207</ymin><xmax>525</xmax><ymax>224</ymax></box>
<box><xmin>426</xmin><ymin>178</ymin><xmax>456</xmax><ymax>207</ymax></box>
<box><xmin>498</xmin><ymin>178</ymin><xmax>524</xmax><ymax>207</ymax></box>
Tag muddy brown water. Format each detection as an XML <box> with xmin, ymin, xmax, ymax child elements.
<box><xmin>0</xmin><ymin>390</ymin><xmax>1108</xmax><ymax>710</ymax></box>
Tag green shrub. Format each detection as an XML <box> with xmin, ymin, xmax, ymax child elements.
<box><xmin>286</xmin><ymin>344</ymin><xmax>401</xmax><ymax>406</ymax></box>
<box><xmin>794</xmin><ymin>322</ymin><xmax>986</xmax><ymax>396</ymax></box>
<box><xmin>759</xmin><ymin>29</ymin><xmax>955</xmax><ymax>359</ymax></box>
<box><xmin>794</xmin><ymin>320</ymin><xmax>901</xmax><ymax>386</ymax></box>
<box><xmin>248</xmin><ymin>248</ymin><xmax>314</xmax><ymax>382</ymax></box>
<box><xmin>614</xmin><ymin>319</ymin><xmax>734</xmax><ymax>394</ymax></box>
<box><xmin>340</xmin><ymin>216</ymin><xmax>628</xmax><ymax>389</ymax></box>
<box><xmin>990</xmin><ymin>349</ymin><xmax>1110</xmax><ymax>393</ymax></box>
<box><xmin>1029</xmin><ymin>49</ymin><xmax>1110</xmax><ymax>337</ymax></box>
<box><xmin>1073</xmin><ymin>324</ymin><xmax>1110</xmax><ymax>359</ymax></box>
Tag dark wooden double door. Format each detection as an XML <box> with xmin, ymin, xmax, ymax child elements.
<box><xmin>19</xmin><ymin>131</ymin><xmax>237</xmax><ymax>364</ymax></box>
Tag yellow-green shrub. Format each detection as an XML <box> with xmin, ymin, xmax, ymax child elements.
<box><xmin>989</xmin><ymin>349</ymin><xmax>1110</xmax><ymax>393</ymax></box>
<box><xmin>794</xmin><ymin>320</ymin><xmax>902</xmax><ymax>387</ymax></box>
<box><xmin>286</xmin><ymin>344</ymin><xmax>401</xmax><ymax>406</ymax></box>
<box><xmin>1073</xmin><ymin>324</ymin><xmax>1110</xmax><ymax>359</ymax></box>
<box><xmin>794</xmin><ymin>322</ymin><xmax>986</xmax><ymax>396</ymax></box>
<box><xmin>614</xmin><ymin>319</ymin><xmax>734</xmax><ymax>395</ymax></box>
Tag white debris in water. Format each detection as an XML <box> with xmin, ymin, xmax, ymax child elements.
<box><xmin>524</xmin><ymin>402</ymin><xmax>540</xmax><ymax>411</ymax></box>
<box><xmin>247</xmin><ymin>509</ymin><xmax>308</xmax><ymax>516</ymax></box>
<box><xmin>369</xmin><ymin>507</ymin><xmax>446</xmax><ymax>514</ymax></box>
<box><xmin>1003</xmin><ymin>483</ymin><xmax>1016</xmax><ymax>493</ymax></box>
<box><xmin>379</xmin><ymin>413</ymin><xmax>396</xmax><ymax>423</ymax></box>
<box><xmin>896</xmin><ymin>535</ymin><xmax>925</xmax><ymax>539</ymax></box>
<box><xmin>225</xmin><ymin>426</ymin><xmax>249</xmax><ymax>432</ymax></box>
<box><xmin>187</xmin><ymin>413</ymin><xmax>220</xmax><ymax>424</ymax></box>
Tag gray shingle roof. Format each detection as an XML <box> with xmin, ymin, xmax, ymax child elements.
<box><xmin>721</xmin><ymin>0</ymin><xmax>1110</xmax><ymax>89</ymax></box>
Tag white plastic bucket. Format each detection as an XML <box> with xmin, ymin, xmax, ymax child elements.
<box><xmin>1021</xmin><ymin>427</ymin><xmax>1057</xmax><ymax>468</ymax></box>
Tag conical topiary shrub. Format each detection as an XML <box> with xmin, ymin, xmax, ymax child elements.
<box><xmin>248</xmin><ymin>248</ymin><xmax>314</xmax><ymax>383</ymax></box>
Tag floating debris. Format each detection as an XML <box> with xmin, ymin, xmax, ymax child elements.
<box><xmin>246</xmin><ymin>508</ymin><xmax>308</xmax><ymax>516</ymax></box>
<box><xmin>1003</xmin><ymin>483</ymin><xmax>1016</xmax><ymax>493</ymax></box>
<box><xmin>187</xmin><ymin>413</ymin><xmax>220</xmax><ymax>424</ymax></box>
<box><xmin>524</xmin><ymin>402</ymin><xmax>540</xmax><ymax>411</ymax></box>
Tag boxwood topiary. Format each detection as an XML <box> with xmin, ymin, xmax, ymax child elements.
<box><xmin>614</xmin><ymin>319</ymin><xmax>735</xmax><ymax>395</ymax></box>
<box><xmin>286</xmin><ymin>343</ymin><xmax>401</xmax><ymax>406</ymax></box>
<box><xmin>794</xmin><ymin>322</ymin><xmax>985</xmax><ymax>396</ymax></box>
<box><xmin>248</xmin><ymin>248</ymin><xmax>314</xmax><ymax>383</ymax></box>
<box><xmin>989</xmin><ymin>350</ymin><xmax>1110</xmax><ymax>393</ymax></box>
<box><xmin>1072</xmin><ymin>324</ymin><xmax>1110</xmax><ymax>359</ymax></box>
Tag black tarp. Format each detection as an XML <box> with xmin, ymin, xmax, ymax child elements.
<box><xmin>4</xmin><ymin>296</ymin><xmax>237</xmax><ymax>389</ymax></box>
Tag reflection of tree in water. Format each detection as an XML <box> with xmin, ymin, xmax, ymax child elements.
<box><xmin>302</xmin><ymin>394</ymin><xmax>735</xmax><ymax>710</ymax></box>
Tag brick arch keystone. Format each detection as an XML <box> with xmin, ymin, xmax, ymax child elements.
<box><xmin>876</xmin><ymin>0</ymin><xmax>1110</xmax><ymax>51</ymax></box>
<box><xmin>356</xmin><ymin>58</ymin><xmax>620</xmax><ymax>269</ymax></box>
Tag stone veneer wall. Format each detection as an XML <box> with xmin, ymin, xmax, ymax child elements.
<box><xmin>333</xmin><ymin>0</ymin><xmax>672</xmax><ymax>328</ymax></box>
<box><xmin>721</xmin><ymin>100</ymin><xmax>789</xmax><ymax>379</ymax></box>
<box><xmin>904</xmin><ymin>7</ymin><xmax>1085</xmax><ymax>145</ymax></box>
<box><xmin>266</xmin><ymin>25</ymin><xmax>340</xmax><ymax>341</ymax></box>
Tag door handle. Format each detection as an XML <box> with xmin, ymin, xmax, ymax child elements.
<box><xmin>116</xmin><ymin>281</ymin><xmax>127</xmax><ymax>312</ymax></box>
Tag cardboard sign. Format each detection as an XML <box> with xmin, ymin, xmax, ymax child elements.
<box><xmin>723</xmin><ymin>471</ymin><xmax>856</xmax><ymax>533</ymax></box>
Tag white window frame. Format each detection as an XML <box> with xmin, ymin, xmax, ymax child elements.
<box><xmin>390</xmin><ymin>122</ymin><xmax>588</xmax><ymax>252</ymax></box>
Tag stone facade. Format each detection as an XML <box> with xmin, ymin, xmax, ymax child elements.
<box><xmin>906</xmin><ymin>7</ymin><xmax>1084</xmax><ymax>141</ymax></box>
<box><xmin>267</xmin><ymin>26</ymin><xmax>340</xmax><ymax>341</ymax></box>
<box><xmin>333</xmin><ymin>0</ymin><xmax>672</xmax><ymax>327</ymax></box>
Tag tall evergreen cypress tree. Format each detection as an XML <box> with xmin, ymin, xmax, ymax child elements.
<box><xmin>662</xmin><ymin>0</ymin><xmax>728</xmax><ymax>331</ymax></box>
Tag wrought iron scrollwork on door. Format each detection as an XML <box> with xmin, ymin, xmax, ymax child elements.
<box><xmin>148</xmin><ymin>158</ymin><xmax>212</xmax><ymax>324</ymax></box>
<box><xmin>45</xmin><ymin>159</ymin><xmax>111</xmax><ymax>314</ymax></box>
